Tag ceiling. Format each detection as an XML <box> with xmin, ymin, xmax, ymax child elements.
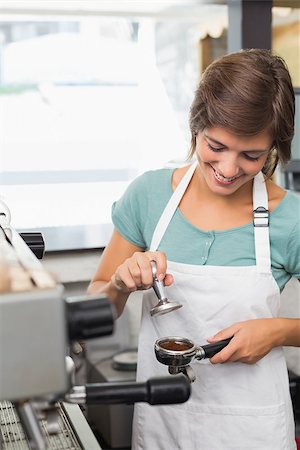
<box><xmin>0</xmin><ymin>1</ymin><xmax>299</xmax><ymax>20</ymax></box>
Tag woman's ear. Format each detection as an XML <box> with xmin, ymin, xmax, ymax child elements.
<box><xmin>262</xmin><ymin>147</ymin><xmax>279</xmax><ymax>179</ymax></box>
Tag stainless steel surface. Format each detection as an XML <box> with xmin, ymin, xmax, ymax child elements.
<box><xmin>150</xmin><ymin>300</ymin><xmax>182</xmax><ymax>316</ymax></box>
<box><xmin>14</xmin><ymin>401</ymin><xmax>46</xmax><ymax>450</ymax></box>
<box><xmin>0</xmin><ymin>285</ymin><xmax>68</xmax><ymax>401</ymax></box>
<box><xmin>0</xmin><ymin>215</ymin><xmax>68</xmax><ymax>401</ymax></box>
<box><xmin>168</xmin><ymin>365</ymin><xmax>196</xmax><ymax>382</ymax></box>
<box><xmin>151</xmin><ymin>261</ymin><xmax>167</xmax><ymax>301</ymax></box>
<box><xmin>65</xmin><ymin>388</ymin><xmax>86</xmax><ymax>405</ymax></box>
<box><xmin>62</xmin><ymin>404</ymin><xmax>101</xmax><ymax>450</ymax></box>
<box><xmin>0</xmin><ymin>401</ymin><xmax>84</xmax><ymax>450</ymax></box>
<box><xmin>150</xmin><ymin>261</ymin><xmax>182</xmax><ymax>317</ymax></box>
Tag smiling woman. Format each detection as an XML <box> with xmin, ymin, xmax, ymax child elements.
<box><xmin>88</xmin><ymin>48</ymin><xmax>300</xmax><ymax>450</ymax></box>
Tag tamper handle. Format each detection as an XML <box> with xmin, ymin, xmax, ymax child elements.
<box><xmin>200</xmin><ymin>338</ymin><xmax>232</xmax><ymax>359</ymax></box>
<box><xmin>151</xmin><ymin>261</ymin><xmax>167</xmax><ymax>301</ymax></box>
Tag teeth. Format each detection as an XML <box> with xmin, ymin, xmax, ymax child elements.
<box><xmin>213</xmin><ymin>167</ymin><xmax>239</xmax><ymax>182</ymax></box>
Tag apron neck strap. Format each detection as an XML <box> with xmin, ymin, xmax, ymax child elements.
<box><xmin>150</xmin><ymin>165</ymin><xmax>271</xmax><ymax>273</ymax></box>
<box><xmin>253</xmin><ymin>172</ymin><xmax>271</xmax><ymax>273</ymax></box>
<box><xmin>150</xmin><ymin>160</ymin><xmax>198</xmax><ymax>252</ymax></box>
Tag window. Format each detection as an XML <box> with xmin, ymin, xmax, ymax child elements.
<box><xmin>0</xmin><ymin>4</ymin><xmax>228</xmax><ymax>251</ymax></box>
<box><xmin>0</xmin><ymin>16</ymin><xmax>189</xmax><ymax>250</ymax></box>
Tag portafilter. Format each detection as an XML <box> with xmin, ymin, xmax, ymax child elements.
<box><xmin>155</xmin><ymin>336</ymin><xmax>232</xmax><ymax>382</ymax></box>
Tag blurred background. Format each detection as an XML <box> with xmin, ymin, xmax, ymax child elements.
<box><xmin>0</xmin><ymin>2</ymin><xmax>299</xmax><ymax>448</ymax></box>
<box><xmin>0</xmin><ymin>0</ymin><xmax>299</xmax><ymax>251</ymax></box>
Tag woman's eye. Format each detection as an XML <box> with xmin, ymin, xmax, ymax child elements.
<box><xmin>207</xmin><ymin>143</ymin><xmax>223</xmax><ymax>152</ymax></box>
<box><xmin>243</xmin><ymin>153</ymin><xmax>260</xmax><ymax>161</ymax></box>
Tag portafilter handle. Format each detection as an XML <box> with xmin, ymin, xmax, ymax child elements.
<box><xmin>195</xmin><ymin>338</ymin><xmax>232</xmax><ymax>360</ymax></box>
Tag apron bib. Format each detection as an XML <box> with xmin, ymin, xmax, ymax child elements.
<box><xmin>132</xmin><ymin>162</ymin><xmax>296</xmax><ymax>450</ymax></box>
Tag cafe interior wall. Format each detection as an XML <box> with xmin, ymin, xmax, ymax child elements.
<box><xmin>272</xmin><ymin>10</ymin><xmax>300</xmax><ymax>87</ymax></box>
<box><xmin>197</xmin><ymin>7</ymin><xmax>299</xmax><ymax>84</ymax></box>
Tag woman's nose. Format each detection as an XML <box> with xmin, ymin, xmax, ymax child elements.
<box><xmin>217</xmin><ymin>157</ymin><xmax>240</xmax><ymax>178</ymax></box>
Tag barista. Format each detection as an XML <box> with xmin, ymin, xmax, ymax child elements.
<box><xmin>88</xmin><ymin>49</ymin><xmax>300</xmax><ymax>449</ymax></box>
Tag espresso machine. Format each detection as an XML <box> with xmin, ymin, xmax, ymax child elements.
<box><xmin>0</xmin><ymin>200</ymin><xmax>190</xmax><ymax>450</ymax></box>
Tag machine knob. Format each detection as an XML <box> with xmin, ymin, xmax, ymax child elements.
<box><xmin>66</xmin><ymin>295</ymin><xmax>115</xmax><ymax>341</ymax></box>
<box><xmin>20</xmin><ymin>232</ymin><xmax>45</xmax><ymax>259</ymax></box>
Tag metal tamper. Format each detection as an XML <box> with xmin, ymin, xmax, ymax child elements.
<box><xmin>150</xmin><ymin>261</ymin><xmax>182</xmax><ymax>317</ymax></box>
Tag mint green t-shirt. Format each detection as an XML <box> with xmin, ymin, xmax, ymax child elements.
<box><xmin>112</xmin><ymin>168</ymin><xmax>300</xmax><ymax>292</ymax></box>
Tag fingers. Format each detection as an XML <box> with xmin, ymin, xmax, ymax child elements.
<box><xmin>207</xmin><ymin>324</ymin><xmax>237</xmax><ymax>344</ymax></box>
<box><xmin>207</xmin><ymin>324</ymin><xmax>238</xmax><ymax>364</ymax></box>
<box><xmin>144</xmin><ymin>252</ymin><xmax>174</xmax><ymax>285</ymax></box>
<box><xmin>207</xmin><ymin>320</ymin><xmax>270</xmax><ymax>365</ymax></box>
<box><xmin>210</xmin><ymin>343</ymin><xmax>259</xmax><ymax>365</ymax></box>
<box><xmin>144</xmin><ymin>251</ymin><xmax>167</xmax><ymax>281</ymax></box>
<box><xmin>209</xmin><ymin>339</ymin><xmax>237</xmax><ymax>364</ymax></box>
<box><xmin>163</xmin><ymin>273</ymin><xmax>174</xmax><ymax>287</ymax></box>
<box><xmin>112</xmin><ymin>251</ymin><xmax>172</xmax><ymax>294</ymax></box>
<box><xmin>133</xmin><ymin>253</ymin><xmax>153</xmax><ymax>287</ymax></box>
<box><xmin>113</xmin><ymin>264</ymin><xmax>138</xmax><ymax>292</ymax></box>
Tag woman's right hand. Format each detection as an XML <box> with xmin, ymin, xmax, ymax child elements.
<box><xmin>111</xmin><ymin>250</ymin><xmax>174</xmax><ymax>295</ymax></box>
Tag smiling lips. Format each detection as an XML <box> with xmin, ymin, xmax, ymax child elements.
<box><xmin>211</xmin><ymin>165</ymin><xmax>242</xmax><ymax>184</ymax></box>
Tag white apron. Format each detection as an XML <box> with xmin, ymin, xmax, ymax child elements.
<box><xmin>132</xmin><ymin>161</ymin><xmax>296</xmax><ymax>450</ymax></box>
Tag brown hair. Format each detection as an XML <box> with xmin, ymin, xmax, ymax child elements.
<box><xmin>189</xmin><ymin>49</ymin><xmax>295</xmax><ymax>177</ymax></box>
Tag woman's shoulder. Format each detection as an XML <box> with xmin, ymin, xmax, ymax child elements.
<box><xmin>116</xmin><ymin>167</ymin><xmax>174</xmax><ymax>211</ymax></box>
<box><xmin>270</xmin><ymin>188</ymin><xmax>300</xmax><ymax>232</ymax></box>
<box><xmin>278</xmin><ymin>190</ymin><xmax>300</xmax><ymax>225</ymax></box>
<box><xmin>267</xmin><ymin>179</ymin><xmax>299</xmax><ymax>211</ymax></box>
<box><xmin>140</xmin><ymin>166</ymin><xmax>174</xmax><ymax>184</ymax></box>
<box><xmin>138</xmin><ymin>162</ymin><xmax>192</xmax><ymax>189</ymax></box>
<box><xmin>131</xmin><ymin>166</ymin><xmax>173</xmax><ymax>189</ymax></box>
<box><xmin>266</xmin><ymin>179</ymin><xmax>286</xmax><ymax>211</ymax></box>
<box><xmin>119</xmin><ymin>167</ymin><xmax>171</xmax><ymax>199</ymax></box>
<box><xmin>171</xmin><ymin>163</ymin><xmax>193</xmax><ymax>190</ymax></box>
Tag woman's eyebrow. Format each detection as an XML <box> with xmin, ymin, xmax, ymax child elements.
<box><xmin>204</xmin><ymin>132</ymin><xmax>225</xmax><ymax>146</ymax></box>
<box><xmin>204</xmin><ymin>132</ymin><xmax>269</xmax><ymax>153</ymax></box>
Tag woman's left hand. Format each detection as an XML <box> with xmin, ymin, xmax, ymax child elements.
<box><xmin>207</xmin><ymin>319</ymin><xmax>281</xmax><ymax>365</ymax></box>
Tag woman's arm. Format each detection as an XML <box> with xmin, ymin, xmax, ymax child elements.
<box><xmin>87</xmin><ymin>229</ymin><xmax>172</xmax><ymax>317</ymax></box>
<box><xmin>276</xmin><ymin>317</ymin><xmax>300</xmax><ymax>347</ymax></box>
<box><xmin>87</xmin><ymin>229</ymin><xmax>142</xmax><ymax>316</ymax></box>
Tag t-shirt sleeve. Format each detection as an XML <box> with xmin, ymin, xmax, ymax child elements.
<box><xmin>286</xmin><ymin>219</ymin><xmax>300</xmax><ymax>279</ymax></box>
<box><xmin>111</xmin><ymin>173</ymin><xmax>149</xmax><ymax>248</ymax></box>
